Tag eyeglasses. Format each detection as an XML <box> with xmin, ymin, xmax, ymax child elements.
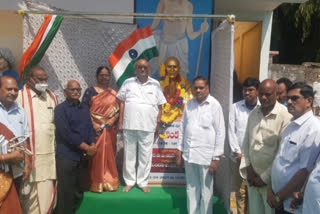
<box><xmin>136</xmin><ymin>65</ymin><xmax>149</xmax><ymax>70</ymax></box>
<box><xmin>287</xmin><ymin>95</ymin><xmax>303</xmax><ymax>102</ymax></box>
<box><xmin>67</xmin><ymin>88</ymin><xmax>82</xmax><ymax>92</ymax></box>
<box><xmin>194</xmin><ymin>86</ymin><xmax>206</xmax><ymax>90</ymax></box>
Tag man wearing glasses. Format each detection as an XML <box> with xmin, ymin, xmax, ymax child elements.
<box><xmin>268</xmin><ymin>82</ymin><xmax>320</xmax><ymax>214</ymax></box>
<box><xmin>54</xmin><ymin>80</ymin><xmax>97</xmax><ymax>214</ymax></box>
<box><xmin>117</xmin><ymin>59</ymin><xmax>166</xmax><ymax>193</ymax></box>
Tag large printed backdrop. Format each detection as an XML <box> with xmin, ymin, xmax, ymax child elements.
<box><xmin>135</xmin><ymin>0</ymin><xmax>213</xmax><ymax>82</ymax></box>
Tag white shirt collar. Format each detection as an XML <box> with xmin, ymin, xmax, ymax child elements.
<box><xmin>135</xmin><ymin>76</ymin><xmax>152</xmax><ymax>85</ymax></box>
<box><xmin>241</xmin><ymin>99</ymin><xmax>260</xmax><ymax>109</ymax></box>
<box><xmin>0</xmin><ymin>101</ymin><xmax>19</xmax><ymax>112</ymax></box>
<box><xmin>30</xmin><ymin>88</ymin><xmax>47</xmax><ymax>99</ymax></box>
<box><xmin>293</xmin><ymin>110</ymin><xmax>313</xmax><ymax>126</ymax></box>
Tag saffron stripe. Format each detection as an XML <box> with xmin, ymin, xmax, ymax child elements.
<box><xmin>109</xmin><ymin>26</ymin><xmax>153</xmax><ymax>69</ymax></box>
<box><xmin>19</xmin><ymin>15</ymin><xmax>53</xmax><ymax>78</ymax></box>
<box><xmin>21</xmin><ymin>15</ymin><xmax>64</xmax><ymax>82</ymax></box>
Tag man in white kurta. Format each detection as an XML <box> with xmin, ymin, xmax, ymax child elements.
<box><xmin>240</xmin><ymin>79</ymin><xmax>292</xmax><ymax>214</ymax></box>
<box><xmin>117</xmin><ymin>59</ymin><xmax>166</xmax><ymax>193</ymax></box>
<box><xmin>228</xmin><ymin>77</ymin><xmax>260</xmax><ymax>214</ymax></box>
<box><xmin>177</xmin><ymin>76</ymin><xmax>225</xmax><ymax>214</ymax></box>
<box><xmin>17</xmin><ymin>66</ymin><xmax>58</xmax><ymax>214</ymax></box>
<box><xmin>268</xmin><ymin>82</ymin><xmax>320</xmax><ymax>214</ymax></box>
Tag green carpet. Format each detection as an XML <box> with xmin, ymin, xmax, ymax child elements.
<box><xmin>76</xmin><ymin>186</ymin><xmax>227</xmax><ymax>214</ymax></box>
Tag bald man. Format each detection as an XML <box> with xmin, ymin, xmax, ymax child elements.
<box><xmin>54</xmin><ymin>80</ymin><xmax>97</xmax><ymax>214</ymax></box>
<box><xmin>240</xmin><ymin>79</ymin><xmax>292</xmax><ymax>214</ymax></box>
<box><xmin>117</xmin><ymin>59</ymin><xmax>166</xmax><ymax>193</ymax></box>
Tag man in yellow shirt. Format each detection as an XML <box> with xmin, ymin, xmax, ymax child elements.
<box><xmin>17</xmin><ymin>66</ymin><xmax>58</xmax><ymax>214</ymax></box>
<box><xmin>240</xmin><ymin>79</ymin><xmax>292</xmax><ymax>214</ymax></box>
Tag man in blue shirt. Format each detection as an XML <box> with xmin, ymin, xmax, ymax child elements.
<box><xmin>54</xmin><ymin>80</ymin><xmax>97</xmax><ymax>214</ymax></box>
<box><xmin>0</xmin><ymin>76</ymin><xmax>31</xmax><ymax>191</ymax></box>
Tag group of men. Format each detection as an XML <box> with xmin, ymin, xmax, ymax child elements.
<box><xmin>1</xmin><ymin>57</ymin><xmax>320</xmax><ymax>214</ymax></box>
<box><xmin>230</xmin><ymin>76</ymin><xmax>320</xmax><ymax>214</ymax></box>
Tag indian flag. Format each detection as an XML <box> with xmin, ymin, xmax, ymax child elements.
<box><xmin>109</xmin><ymin>25</ymin><xmax>158</xmax><ymax>86</ymax></box>
<box><xmin>19</xmin><ymin>15</ymin><xmax>64</xmax><ymax>82</ymax></box>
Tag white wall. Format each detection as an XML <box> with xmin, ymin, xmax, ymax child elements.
<box><xmin>259</xmin><ymin>11</ymin><xmax>273</xmax><ymax>81</ymax></box>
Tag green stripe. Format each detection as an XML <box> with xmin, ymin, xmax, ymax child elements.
<box><xmin>117</xmin><ymin>46</ymin><xmax>159</xmax><ymax>86</ymax></box>
<box><xmin>22</xmin><ymin>15</ymin><xmax>64</xmax><ymax>83</ymax></box>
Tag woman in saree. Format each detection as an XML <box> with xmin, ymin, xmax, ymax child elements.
<box><xmin>0</xmin><ymin>122</ymin><xmax>23</xmax><ymax>214</ymax></box>
<box><xmin>82</xmin><ymin>66</ymin><xmax>119</xmax><ymax>192</ymax></box>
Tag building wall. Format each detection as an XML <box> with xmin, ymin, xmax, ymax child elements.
<box><xmin>269</xmin><ymin>63</ymin><xmax>320</xmax><ymax>86</ymax></box>
<box><xmin>234</xmin><ymin>21</ymin><xmax>262</xmax><ymax>83</ymax></box>
<box><xmin>233</xmin><ymin>11</ymin><xmax>273</xmax><ymax>83</ymax></box>
<box><xmin>0</xmin><ymin>10</ymin><xmax>23</xmax><ymax>71</ymax></box>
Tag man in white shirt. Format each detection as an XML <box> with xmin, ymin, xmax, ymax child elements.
<box><xmin>117</xmin><ymin>59</ymin><xmax>166</xmax><ymax>193</ymax></box>
<box><xmin>176</xmin><ymin>76</ymin><xmax>225</xmax><ymax>214</ymax></box>
<box><xmin>229</xmin><ymin>77</ymin><xmax>260</xmax><ymax>214</ymax></box>
<box><xmin>268</xmin><ymin>82</ymin><xmax>320</xmax><ymax>214</ymax></box>
<box><xmin>302</xmin><ymin>154</ymin><xmax>320</xmax><ymax>214</ymax></box>
<box><xmin>240</xmin><ymin>79</ymin><xmax>292</xmax><ymax>214</ymax></box>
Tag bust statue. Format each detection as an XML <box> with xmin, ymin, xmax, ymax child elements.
<box><xmin>160</xmin><ymin>56</ymin><xmax>193</xmax><ymax>126</ymax></box>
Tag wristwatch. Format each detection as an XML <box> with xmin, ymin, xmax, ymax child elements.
<box><xmin>275</xmin><ymin>195</ymin><xmax>281</xmax><ymax>203</ymax></box>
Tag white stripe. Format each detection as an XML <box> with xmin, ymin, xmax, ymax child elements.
<box><xmin>112</xmin><ymin>35</ymin><xmax>156</xmax><ymax>81</ymax></box>
<box><xmin>35</xmin><ymin>15</ymin><xmax>57</xmax><ymax>53</ymax></box>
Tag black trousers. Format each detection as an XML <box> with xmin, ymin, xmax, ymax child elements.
<box><xmin>53</xmin><ymin>156</ymin><xmax>88</xmax><ymax>214</ymax></box>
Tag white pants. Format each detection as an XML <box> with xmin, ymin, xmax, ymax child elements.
<box><xmin>247</xmin><ymin>184</ymin><xmax>275</xmax><ymax>214</ymax></box>
<box><xmin>184</xmin><ymin>161</ymin><xmax>213</xmax><ymax>214</ymax></box>
<box><xmin>20</xmin><ymin>179</ymin><xmax>56</xmax><ymax>214</ymax></box>
<box><xmin>123</xmin><ymin>129</ymin><xmax>154</xmax><ymax>187</ymax></box>
<box><xmin>303</xmin><ymin>175</ymin><xmax>320</xmax><ymax>214</ymax></box>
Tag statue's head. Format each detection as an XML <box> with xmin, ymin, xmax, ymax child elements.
<box><xmin>0</xmin><ymin>48</ymin><xmax>15</xmax><ymax>73</ymax></box>
<box><xmin>165</xmin><ymin>56</ymin><xmax>181</xmax><ymax>80</ymax></box>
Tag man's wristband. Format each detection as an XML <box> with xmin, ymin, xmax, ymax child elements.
<box><xmin>275</xmin><ymin>195</ymin><xmax>281</xmax><ymax>203</ymax></box>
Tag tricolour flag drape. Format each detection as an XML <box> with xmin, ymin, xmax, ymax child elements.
<box><xmin>19</xmin><ymin>15</ymin><xmax>64</xmax><ymax>82</ymax></box>
<box><xmin>109</xmin><ymin>25</ymin><xmax>158</xmax><ymax>86</ymax></box>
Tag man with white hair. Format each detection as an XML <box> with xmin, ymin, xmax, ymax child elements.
<box><xmin>54</xmin><ymin>80</ymin><xmax>97</xmax><ymax>214</ymax></box>
<box><xmin>117</xmin><ymin>59</ymin><xmax>166</xmax><ymax>193</ymax></box>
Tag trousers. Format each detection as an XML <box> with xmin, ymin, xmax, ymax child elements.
<box><xmin>184</xmin><ymin>161</ymin><xmax>213</xmax><ymax>214</ymax></box>
<box><xmin>123</xmin><ymin>130</ymin><xmax>154</xmax><ymax>187</ymax></box>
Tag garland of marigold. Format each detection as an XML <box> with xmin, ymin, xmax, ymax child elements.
<box><xmin>159</xmin><ymin>64</ymin><xmax>186</xmax><ymax>139</ymax></box>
